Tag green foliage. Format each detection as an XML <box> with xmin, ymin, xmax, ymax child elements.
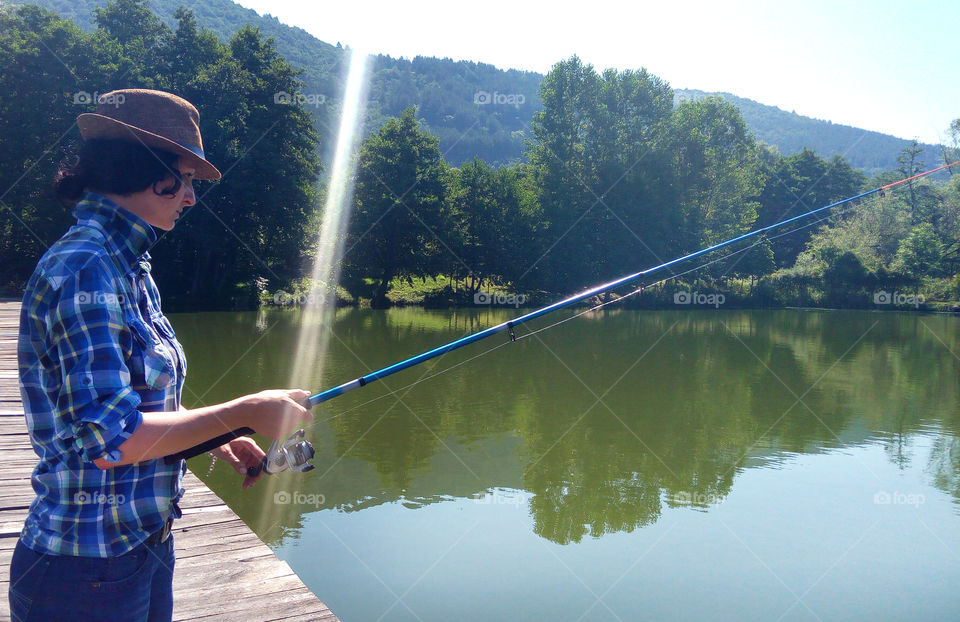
<box><xmin>11</xmin><ymin>0</ymin><xmax>935</xmax><ymax>173</ymax></box>
<box><xmin>676</xmin><ymin>89</ymin><xmax>942</xmax><ymax>177</ymax></box>
<box><xmin>0</xmin><ymin>2</ymin><xmax>321</xmax><ymax>308</ymax></box>
<box><xmin>529</xmin><ymin>57</ymin><xmax>676</xmax><ymax>293</ymax></box>
<box><xmin>344</xmin><ymin>108</ymin><xmax>449</xmax><ymax>308</ymax></box>
<box><xmin>756</xmin><ymin>147</ymin><xmax>867</xmax><ymax>268</ymax></box>
<box><xmin>94</xmin><ymin>0</ymin><xmax>167</xmax><ymax>48</ymax></box>
<box><xmin>892</xmin><ymin>223</ymin><xmax>944</xmax><ymax>283</ymax></box>
<box><xmin>445</xmin><ymin>158</ymin><xmax>536</xmax><ymax>292</ymax></box>
<box><xmin>670</xmin><ymin>96</ymin><xmax>761</xmax><ymax>249</ymax></box>
<box><xmin>4</xmin><ymin>2</ymin><xmax>960</xmax><ymax>312</ymax></box>
<box><xmin>0</xmin><ymin>5</ymin><xmax>113</xmax><ymax>293</ymax></box>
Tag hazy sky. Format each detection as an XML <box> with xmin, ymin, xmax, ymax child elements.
<box><xmin>233</xmin><ymin>0</ymin><xmax>956</xmax><ymax>145</ymax></box>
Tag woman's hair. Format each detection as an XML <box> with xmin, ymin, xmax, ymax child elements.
<box><xmin>54</xmin><ymin>139</ymin><xmax>185</xmax><ymax>206</ymax></box>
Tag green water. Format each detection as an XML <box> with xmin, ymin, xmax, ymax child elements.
<box><xmin>172</xmin><ymin>308</ymin><xmax>960</xmax><ymax>621</ymax></box>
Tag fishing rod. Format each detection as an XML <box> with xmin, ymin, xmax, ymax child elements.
<box><xmin>164</xmin><ymin>159</ymin><xmax>959</xmax><ymax>475</ymax></box>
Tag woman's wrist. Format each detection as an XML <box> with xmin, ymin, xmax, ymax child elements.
<box><xmin>211</xmin><ymin>395</ymin><xmax>255</xmax><ymax>433</ymax></box>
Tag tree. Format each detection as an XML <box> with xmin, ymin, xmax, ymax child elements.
<box><xmin>940</xmin><ymin>118</ymin><xmax>960</xmax><ymax>173</ymax></box>
<box><xmin>0</xmin><ymin>6</ymin><xmax>117</xmax><ymax>293</ymax></box>
<box><xmin>756</xmin><ymin>148</ymin><xmax>865</xmax><ymax>268</ymax></box>
<box><xmin>891</xmin><ymin>223</ymin><xmax>943</xmax><ymax>294</ymax></box>
<box><xmin>529</xmin><ymin>57</ymin><xmax>675</xmax><ymax>295</ymax></box>
<box><xmin>670</xmin><ymin>96</ymin><xmax>761</xmax><ymax>253</ymax></box>
<box><xmin>0</xmin><ymin>3</ymin><xmax>322</xmax><ymax>308</ymax></box>
<box><xmin>822</xmin><ymin>250</ymin><xmax>870</xmax><ymax>307</ymax></box>
<box><xmin>94</xmin><ymin>0</ymin><xmax>166</xmax><ymax>47</ymax></box>
<box><xmin>444</xmin><ymin>159</ymin><xmax>537</xmax><ymax>295</ymax></box>
<box><xmin>896</xmin><ymin>139</ymin><xmax>926</xmax><ymax>225</ymax></box>
<box><xmin>345</xmin><ymin>108</ymin><xmax>449</xmax><ymax>307</ymax></box>
<box><xmin>149</xmin><ymin>19</ymin><xmax>321</xmax><ymax>310</ymax></box>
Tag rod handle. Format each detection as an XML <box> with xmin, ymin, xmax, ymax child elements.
<box><xmin>163</xmin><ymin>427</ymin><xmax>256</xmax><ymax>464</ymax></box>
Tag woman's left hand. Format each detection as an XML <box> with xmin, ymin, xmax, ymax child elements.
<box><xmin>211</xmin><ymin>437</ymin><xmax>266</xmax><ymax>489</ymax></box>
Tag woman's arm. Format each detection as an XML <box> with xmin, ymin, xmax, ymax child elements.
<box><xmin>93</xmin><ymin>389</ymin><xmax>311</xmax><ymax>469</ymax></box>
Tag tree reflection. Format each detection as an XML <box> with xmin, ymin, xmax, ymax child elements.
<box><xmin>177</xmin><ymin>309</ymin><xmax>960</xmax><ymax>544</ymax></box>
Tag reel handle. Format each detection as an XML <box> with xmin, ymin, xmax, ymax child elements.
<box><xmin>246</xmin><ymin>440</ymin><xmax>279</xmax><ymax>477</ymax></box>
<box><xmin>163</xmin><ymin>427</ymin><xmax>256</xmax><ymax>464</ymax></box>
<box><xmin>247</xmin><ymin>460</ymin><xmax>266</xmax><ymax>478</ymax></box>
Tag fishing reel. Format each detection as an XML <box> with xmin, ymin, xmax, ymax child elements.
<box><xmin>165</xmin><ymin>427</ymin><xmax>315</xmax><ymax>477</ymax></box>
<box><xmin>248</xmin><ymin>429</ymin><xmax>315</xmax><ymax>476</ymax></box>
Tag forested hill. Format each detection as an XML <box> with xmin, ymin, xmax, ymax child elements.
<box><xmin>7</xmin><ymin>0</ymin><xmax>943</xmax><ymax>173</ymax></box>
<box><xmin>676</xmin><ymin>89</ymin><xmax>942</xmax><ymax>177</ymax></box>
<box><xmin>4</xmin><ymin>0</ymin><xmax>543</xmax><ymax>166</ymax></box>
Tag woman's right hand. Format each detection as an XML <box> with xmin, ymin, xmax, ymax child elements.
<box><xmin>239</xmin><ymin>389</ymin><xmax>313</xmax><ymax>439</ymax></box>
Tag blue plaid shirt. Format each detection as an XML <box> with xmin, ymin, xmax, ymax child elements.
<box><xmin>18</xmin><ymin>193</ymin><xmax>187</xmax><ymax>557</ymax></box>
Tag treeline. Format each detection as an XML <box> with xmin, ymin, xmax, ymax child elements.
<box><xmin>9</xmin><ymin>0</ymin><xmax>544</xmax><ymax>167</ymax></box>
<box><xmin>0</xmin><ymin>1</ymin><xmax>320</xmax><ymax>309</ymax></box>
<box><xmin>15</xmin><ymin>0</ymin><xmax>940</xmax><ymax>174</ymax></box>
<box><xmin>1</xmin><ymin>1</ymin><xmax>958</xmax><ymax>312</ymax></box>
<box><xmin>676</xmin><ymin>89</ymin><xmax>944</xmax><ymax>178</ymax></box>
<box><xmin>342</xmin><ymin>59</ymin><xmax>960</xmax><ymax>309</ymax></box>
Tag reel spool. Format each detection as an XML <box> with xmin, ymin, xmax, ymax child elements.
<box><xmin>248</xmin><ymin>429</ymin><xmax>315</xmax><ymax>476</ymax></box>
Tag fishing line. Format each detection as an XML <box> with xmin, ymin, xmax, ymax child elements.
<box><xmin>520</xmin><ymin>192</ymin><xmax>880</xmax><ymax>338</ymax></box>
<box><xmin>168</xmin><ymin>160</ymin><xmax>959</xmax><ymax>466</ymax></box>
<box><xmin>315</xmin><ymin>190</ymin><xmax>877</xmax><ymax>427</ymax></box>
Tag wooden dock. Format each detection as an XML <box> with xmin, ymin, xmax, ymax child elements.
<box><xmin>0</xmin><ymin>301</ymin><xmax>338</xmax><ymax>621</ymax></box>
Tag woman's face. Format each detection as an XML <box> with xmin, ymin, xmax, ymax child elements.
<box><xmin>127</xmin><ymin>159</ymin><xmax>197</xmax><ymax>231</ymax></box>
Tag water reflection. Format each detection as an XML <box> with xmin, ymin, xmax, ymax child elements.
<box><xmin>172</xmin><ymin>308</ymin><xmax>960</xmax><ymax>545</ymax></box>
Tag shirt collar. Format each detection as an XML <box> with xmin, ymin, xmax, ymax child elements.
<box><xmin>74</xmin><ymin>193</ymin><xmax>157</xmax><ymax>273</ymax></box>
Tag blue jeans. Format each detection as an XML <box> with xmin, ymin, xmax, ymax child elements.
<box><xmin>8</xmin><ymin>534</ymin><xmax>175</xmax><ymax>622</ymax></box>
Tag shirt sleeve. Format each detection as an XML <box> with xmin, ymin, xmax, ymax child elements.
<box><xmin>47</xmin><ymin>262</ymin><xmax>143</xmax><ymax>463</ymax></box>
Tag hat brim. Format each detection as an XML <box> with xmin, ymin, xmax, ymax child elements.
<box><xmin>77</xmin><ymin>113</ymin><xmax>222</xmax><ymax>180</ymax></box>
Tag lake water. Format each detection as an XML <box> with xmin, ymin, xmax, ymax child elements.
<box><xmin>172</xmin><ymin>308</ymin><xmax>960</xmax><ymax>621</ymax></box>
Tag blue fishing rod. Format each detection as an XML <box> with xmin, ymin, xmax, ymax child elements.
<box><xmin>165</xmin><ymin>159</ymin><xmax>959</xmax><ymax>474</ymax></box>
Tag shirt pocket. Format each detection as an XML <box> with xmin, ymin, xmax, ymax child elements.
<box><xmin>152</xmin><ymin>315</ymin><xmax>187</xmax><ymax>378</ymax></box>
<box><xmin>124</xmin><ymin>312</ymin><xmax>177</xmax><ymax>392</ymax></box>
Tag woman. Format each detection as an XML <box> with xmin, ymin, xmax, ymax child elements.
<box><xmin>9</xmin><ymin>89</ymin><xmax>313</xmax><ymax>621</ymax></box>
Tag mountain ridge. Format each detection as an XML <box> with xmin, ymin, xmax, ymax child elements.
<box><xmin>3</xmin><ymin>0</ymin><xmax>944</xmax><ymax>174</ymax></box>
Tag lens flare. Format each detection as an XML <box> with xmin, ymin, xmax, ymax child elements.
<box><xmin>290</xmin><ymin>47</ymin><xmax>372</xmax><ymax>388</ymax></box>
<box><xmin>259</xmin><ymin>47</ymin><xmax>371</xmax><ymax>523</ymax></box>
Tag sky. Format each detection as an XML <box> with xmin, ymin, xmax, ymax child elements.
<box><xmin>233</xmin><ymin>0</ymin><xmax>957</xmax><ymax>145</ymax></box>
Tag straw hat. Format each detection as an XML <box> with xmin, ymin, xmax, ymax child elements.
<box><xmin>76</xmin><ymin>89</ymin><xmax>221</xmax><ymax>180</ymax></box>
